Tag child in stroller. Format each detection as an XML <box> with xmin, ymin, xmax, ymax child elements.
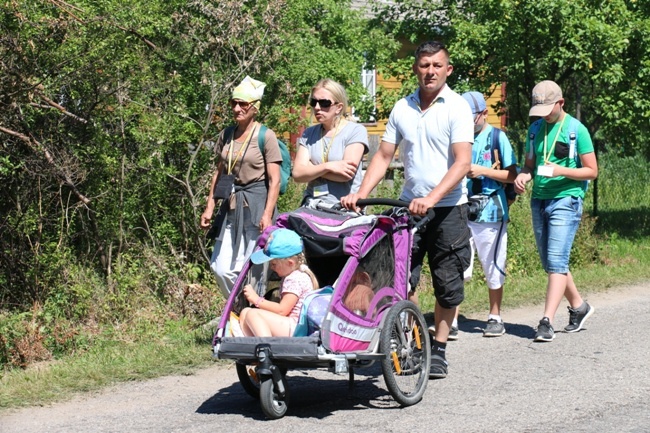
<box><xmin>240</xmin><ymin>229</ymin><xmax>319</xmax><ymax>337</ymax></box>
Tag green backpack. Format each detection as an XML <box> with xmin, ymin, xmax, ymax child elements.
<box><xmin>258</xmin><ymin>124</ymin><xmax>291</xmax><ymax>195</ymax></box>
<box><xmin>224</xmin><ymin>124</ymin><xmax>292</xmax><ymax>195</ymax></box>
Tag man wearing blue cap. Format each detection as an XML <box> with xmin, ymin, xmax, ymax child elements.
<box><xmin>460</xmin><ymin>91</ymin><xmax>519</xmax><ymax>337</ymax></box>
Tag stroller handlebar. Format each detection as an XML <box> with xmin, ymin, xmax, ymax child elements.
<box><xmin>356</xmin><ymin>198</ymin><xmax>410</xmax><ymax>208</ymax></box>
<box><xmin>355</xmin><ymin>198</ymin><xmax>435</xmax><ymax>230</ymax></box>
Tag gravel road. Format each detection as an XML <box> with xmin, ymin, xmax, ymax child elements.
<box><xmin>2</xmin><ymin>283</ymin><xmax>649</xmax><ymax>433</ymax></box>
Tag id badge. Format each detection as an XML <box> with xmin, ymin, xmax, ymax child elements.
<box><xmin>537</xmin><ymin>165</ymin><xmax>554</xmax><ymax>177</ymax></box>
<box><xmin>313</xmin><ymin>183</ymin><xmax>329</xmax><ymax>198</ymax></box>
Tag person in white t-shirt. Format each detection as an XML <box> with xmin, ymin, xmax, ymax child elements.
<box><xmin>342</xmin><ymin>41</ymin><xmax>473</xmax><ymax>380</ymax></box>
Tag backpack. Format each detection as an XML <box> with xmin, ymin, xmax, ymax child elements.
<box><xmin>223</xmin><ymin>124</ymin><xmax>292</xmax><ymax>195</ymax></box>
<box><xmin>293</xmin><ymin>286</ymin><xmax>333</xmax><ymax>337</ymax></box>
<box><xmin>528</xmin><ymin>117</ymin><xmax>588</xmax><ymax>192</ymax></box>
<box><xmin>258</xmin><ymin>124</ymin><xmax>291</xmax><ymax>195</ymax></box>
<box><xmin>489</xmin><ymin>128</ymin><xmax>518</xmax><ymax>206</ymax></box>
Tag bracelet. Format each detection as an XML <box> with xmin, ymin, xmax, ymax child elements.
<box><xmin>254</xmin><ymin>297</ymin><xmax>265</xmax><ymax>308</ymax></box>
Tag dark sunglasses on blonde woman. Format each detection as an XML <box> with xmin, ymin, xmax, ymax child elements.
<box><xmin>309</xmin><ymin>98</ymin><xmax>334</xmax><ymax>108</ymax></box>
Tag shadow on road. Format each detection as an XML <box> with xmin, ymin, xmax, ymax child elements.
<box><xmin>424</xmin><ymin>312</ymin><xmax>536</xmax><ymax>340</ymax></box>
<box><xmin>458</xmin><ymin>316</ymin><xmax>536</xmax><ymax>339</ymax></box>
<box><xmin>196</xmin><ymin>366</ymin><xmax>403</xmax><ymax>419</ymax></box>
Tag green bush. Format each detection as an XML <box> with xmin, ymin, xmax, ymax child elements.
<box><xmin>1</xmin><ymin>153</ymin><xmax>647</xmax><ymax>372</ymax></box>
<box><xmin>593</xmin><ymin>154</ymin><xmax>650</xmax><ymax>239</ymax></box>
<box><xmin>0</xmin><ymin>242</ymin><xmax>220</xmax><ymax>370</ymax></box>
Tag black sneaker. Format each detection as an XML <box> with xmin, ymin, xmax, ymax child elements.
<box><xmin>534</xmin><ymin>317</ymin><xmax>555</xmax><ymax>342</ymax></box>
<box><xmin>564</xmin><ymin>302</ymin><xmax>594</xmax><ymax>333</ymax></box>
<box><xmin>429</xmin><ymin>354</ymin><xmax>448</xmax><ymax>379</ymax></box>
<box><xmin>427</xmin><ymin>325</ymin><xmax>459</xmax><ymax>341</ymax></box>
<box><xmin>483</xmin><ymin>319</ymin><xmax>505</xmax><ymax>337</ymax></box>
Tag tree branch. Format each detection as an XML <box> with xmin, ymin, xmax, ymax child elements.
<box><xmin>0</xmin><ymin>125</ymin><xmax>91</xmax><ymax>205</ymax></box>
<box><xmin>33</xmin><ymin>90</ymin><xmax>88</xmax><ymax>124</ymax></box>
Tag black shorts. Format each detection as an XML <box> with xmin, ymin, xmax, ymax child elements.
<box><xmin>409</xmin><ymin>204</ymin><xmax>472</xmax><ymax>309</ymax></box>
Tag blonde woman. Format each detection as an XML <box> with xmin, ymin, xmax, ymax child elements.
<box><xmin>239</xmin><ymin>229</ymin><xmax>318</xmax><ymax>337</ymax></box>
<box><xmin>292</xmin><ymin>79</ymin><xmax>368</xmax><ymax>207</ymax></box>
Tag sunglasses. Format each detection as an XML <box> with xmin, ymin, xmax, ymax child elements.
<box><xmin>309</xmin><ymin>98</ymin><xmax>335</xmax><ymax>108</ymax></box>
<box><xmin>229</xmin><ymin>99</ymin><xmax>257</xmax><ymax>110</ymax></box>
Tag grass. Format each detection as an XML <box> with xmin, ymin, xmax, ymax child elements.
<box><xmin>1</xmin><ymin>326</ymin><xmax>217</xmax><ymax>410</ymax></box>
<box><xmin>1</xmin><ymin>154</ymin><xmax>649</xmax><ymax>412</ymax></box>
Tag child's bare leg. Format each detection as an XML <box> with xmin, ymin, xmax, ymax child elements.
<box><xmin>244</xmin><ymin>309</ymin><xmax>294</xmax><ymax>337</ymax></box>
<box><xmin>239</xmin><ymin>307</ymin><xmax>254</xmax><ymax>336</ymax></box>
<box><xmin>563</xmin><ymin>271</ymin><xmax>584</xmax><ymax>309</ymax></box>
<box><xmin>543</xmin><ymin>273</ymin><xmax>568</xmax><ymax>324</ymax></box>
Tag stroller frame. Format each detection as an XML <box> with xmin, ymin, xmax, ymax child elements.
<box><xmin>212</xmin><ymin>199</ymin><xmax>432</xmax><ymax>419</ymax></box>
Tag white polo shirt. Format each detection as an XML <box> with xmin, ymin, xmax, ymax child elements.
<box><xmin>382</xmin><ymin>84</ymin><xmax>474</xmax><ymax>207</ymax></box>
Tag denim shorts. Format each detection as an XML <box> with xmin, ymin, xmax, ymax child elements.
<box><xmin>531</xmin><ymin>196</ymin><xmax>583</xmax><ymax>274</ymax></box>
<box><xmin>409</xmin><ymin>205</ymin><xmax>472</xmax><ymax>309</ymax></box>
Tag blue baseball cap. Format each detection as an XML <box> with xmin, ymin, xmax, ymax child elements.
<box><xmin>250</xmin><ymin>229</ymin><xmax>303</xmax><ymax>264</ymax></box>
<box><xmin>462</xmin><ymin>91</ymin><xmax>487</xmax><ymax>114</ymax></box>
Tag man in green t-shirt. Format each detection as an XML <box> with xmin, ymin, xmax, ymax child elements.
<box><xmin>514</xmin><ymin>80</ymin><xmax>599</xmax><ymax>342</ymax></box>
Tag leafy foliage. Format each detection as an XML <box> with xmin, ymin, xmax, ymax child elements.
<box><xmin>370</xmin><ymin>0</ymin><xmax>650</xmax><ymax>159</ymax></box>
<box><xmin>0</xmin><ymin>0</ymin><xmax>397</xmax><ymax>369</ymax></box>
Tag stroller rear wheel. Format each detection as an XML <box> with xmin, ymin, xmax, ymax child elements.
<box><xmin>260</xmin><ymin>372</ymin><xmax>290</xmax><ymax>419</ymax></box>
<box><xmin>236</xmin><ymin>363</ymin><xmax>261</xmax><ymax>399</ymax></box>
<box><xmin>380</xmin><ymin>300</ymin><xmax>430</xmax><ymax>406</ymax></box>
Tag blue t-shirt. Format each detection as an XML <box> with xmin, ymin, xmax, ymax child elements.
<box><xmin>466</xmin><ymin>125</ymin><xmax>517</xmax><ymax>223</ymax></box>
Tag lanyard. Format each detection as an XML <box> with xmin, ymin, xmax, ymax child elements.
<box><xmin>227</xmin><ymin>123</ymin><xmax>257</xmax><ymax>174</ymax></box>
<box><xmin>321</xmin><ymin>119</ymin><xmax>343</xmax><ymax>163</ymax></box>
<box><xmin>543</xmin><ymin>115</ymin><xmax>566</xmax><ymax>164</ymax></box>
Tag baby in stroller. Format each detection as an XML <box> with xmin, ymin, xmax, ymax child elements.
<box><xmin>240</xmin><ymin>229</ymin><xmax>319</xmax><ymax>337</ymax></box>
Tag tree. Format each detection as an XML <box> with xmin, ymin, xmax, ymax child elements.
<box><xmin>0</xmin><ymin>0</ymin><xmax>398</xmax><ymax>312</ymax></box>
<box><xmin>371</xmin><ymin>0</ymin><xmax>650</xmax><ymax>159</ymax></box>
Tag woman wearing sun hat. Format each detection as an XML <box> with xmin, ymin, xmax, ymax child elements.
<box><xmin>200</xmin><ymin>76</ymin><xmax>283</xmax><ymax>299</ymax></box>
<box><xmin>238</xmin><ymin>229</ymin><xmax>319</xmax><ymax>337</ymax></box>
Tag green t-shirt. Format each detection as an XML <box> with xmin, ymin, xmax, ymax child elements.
<box><xmin>526</xmin><ymin>114</ymin><xmax>594</xmax><ymax>199</ymax></box>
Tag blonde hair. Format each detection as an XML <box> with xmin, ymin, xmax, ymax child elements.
<box><xmin>311</xmin><ymin>78</ymin><xmax>348</xmax><ymax>118</ymax></box>
<box><xmin>281</xmin><ymin>252</ymin><xmax>319</xmax><ymax>290</ymax></box>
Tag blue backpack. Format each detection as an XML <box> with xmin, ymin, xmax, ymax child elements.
<box><xmin>528</xmin><ymin>117</ymin><xmax>588</xmax><ymax>191</ymax></box>
<box><xmin>489</xmin><ymin>128</ymin><xmax>518</xmax><ymax>205</ymax></box>
<box><xmin>293</xmin><ymin>286</ymin><xmax>333</xmax><ymax>337</ymax></box>
<box><xmin>258</xmin><ymin>124</ymin><xmax>291</xmax><ymax>195</ymax></box>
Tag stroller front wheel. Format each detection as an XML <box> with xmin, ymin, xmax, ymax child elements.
<box><xmin>260</xmin><ymin>372</ymin><xmax>290</xmax><ymax>419</ymax></box>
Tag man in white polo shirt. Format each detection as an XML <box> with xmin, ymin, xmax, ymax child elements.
<box><xmin>342</xmin><ymin>40</ymin><xmax>473</xmax><ymax>379</ymax></box>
